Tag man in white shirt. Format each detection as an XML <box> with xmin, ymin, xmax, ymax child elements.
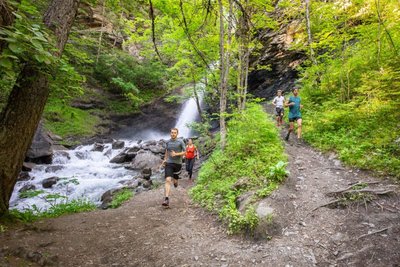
<box><xmin>272</xmin><ymin>90</ymin><xmax>285</xmax><ymax>126</ymax></box>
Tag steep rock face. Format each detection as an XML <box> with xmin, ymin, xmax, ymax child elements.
<box><xmin>248</xmin><ymin>20</ymin><xmax>306</xmax><ymax>100</ymax></box>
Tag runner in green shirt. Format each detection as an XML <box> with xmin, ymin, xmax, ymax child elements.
<box><xmin>285</xmin><ymin>88</ymin><xmax>303</xmax><ymax>141</ymax></box>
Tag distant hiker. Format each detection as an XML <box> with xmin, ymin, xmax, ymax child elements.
<box><xmin>184</xmin><ymin>138</ymin><xmax>199</xmax><ymax>180</ymax></box>
<box><xmin>162</xmin><ymin>128</ymin><xmax>186</xmax><ymax>207</ymax></box>
<box><xmin>272</xmin><ymin>89</ymin><xmax>285</xmax><ymax>127</ymax></box>
<box><xmin>285</xmin><ymin>88</ymin><xmax>303</xmax><ymax>141</ymax></box>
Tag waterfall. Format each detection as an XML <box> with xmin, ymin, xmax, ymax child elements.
<box><xmin>174</xmin><ymin>86</ymin><xmax>204</xmax><ymax>138</ymax></box>
<box><xmin>10</xmin><ymin>86</ymin><xmax>205</xmax><ymax>212</ymax></box>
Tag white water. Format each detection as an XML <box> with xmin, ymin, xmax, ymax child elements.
<box><xmin>9</xmin><ymin>141</ymin><xmax>142</xmax><ymax>211</ymax></box>
<box><xmin>174</xmin><ymin>92</ymin><xmax>204</xmax><ymax>138</ymax></box>
<box><xmin>10</xmin><ymin>91</ymin><xmax>204</xmax><ymax>212</ymax></box>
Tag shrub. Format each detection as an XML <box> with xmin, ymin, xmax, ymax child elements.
<box><xmin>190</xmin><ymin>103</ymin><xmax>288</xmax><ymax>233</ymax></box>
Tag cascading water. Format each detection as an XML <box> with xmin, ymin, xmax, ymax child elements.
<box><xmin>10</xmin><ymin>87</ymin><xmax>204</xmax><ymax>211</ymax></box>
<box><xmin>174</xmin><ymin>92</ymin><xmax>204</xmax><ymax>138</ymax></box>
<box><xmin>9</xmin><ymin>142</ymin><xmax>139</xmax><ymax>211</ymax></box>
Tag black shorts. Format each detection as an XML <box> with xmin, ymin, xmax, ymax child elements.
<box><xmin>275</xmin><ymin>107</ymin><xmax>284</xmax><ymax>116</ymax></box>
<box><xmin>165</xmin><ymin>163</ymin><xmax>182</xmax><ymax>179</ymax></box>
<box><xmin>289</xmin><ymin>117</ymin><xmax>302</xmax><ymax>122</ymax></box>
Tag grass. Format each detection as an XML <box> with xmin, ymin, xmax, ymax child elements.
<box><xmin>302</xmin><ymin>98</ymin><xmax>400</xmax><ymax>179</ymax></box>
<box><xmin>190</xmin><ymin>102</ymin><xmax>288</xmax><ymax>234</ymax></box>
<box><xmin>1</xmin><ymin>199</ymin><xmax>96</xmax><ymax>225</ymax></box>
<box><xmin>43</xmin><ymin>99</ymin><xmax>100</xmax><ymax>139</ymax></box>
<box><xmin>109</xmin><ymin>189</ymin><xmax>134</xmax><ymax>209</ymax></box>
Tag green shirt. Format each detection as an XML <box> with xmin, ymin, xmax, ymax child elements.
<box><xmin>166</xmin><ymin>138</ymin><xmax>186</xmax><ymax>164</ymax></box>
<box><xmin>288</xmin><ymin>96</ymin><xmax>302</xmax><ymax>119</ymax></box>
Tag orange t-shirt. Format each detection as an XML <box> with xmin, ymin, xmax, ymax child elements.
<box><xmin>185</xmin><ymin>145</ymin><xmax>196</xmax><ymax>159</ymax></box>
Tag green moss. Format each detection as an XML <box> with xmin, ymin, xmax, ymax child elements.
<box><xmin>43</xmin><ymin>100</ymin><xmax>100</xmax><ymax>138</ymax></box>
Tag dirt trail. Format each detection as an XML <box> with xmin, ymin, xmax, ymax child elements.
<box><xmin>1</xmin><ymin>125</ymin><xmax>400</xmax><ymax>266</ymax></box>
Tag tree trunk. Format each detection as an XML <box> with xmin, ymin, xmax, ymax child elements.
<box><xmin>305</xmin><ymin>0</ymin><xmax>316</xmax><ymax>65</ymax></box>
<box><xmin>192</xmin><ymin>73</ymin><xmax>203</xmax><ymax>121</ymax></box>
<box><xmin>43</xmin><ymin>0</ymin><xmax>80</xmax><ymax>56</ymax></box>
<box><xmin>96</xmin><ymin>0</ymin><xmax>106</xmax><ymax>63</ymax></box>
<box><xmin>0</xmin><ymin>0</ymin><xmax>80</xmax><ymax>216</ymax></box>
<box><xmin>0</xmin><ymin>65</ymin><xmax>49</xmax><ymax>214</ymax></box>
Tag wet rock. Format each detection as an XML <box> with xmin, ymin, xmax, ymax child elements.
<box><xmin>103</xmin><ymin>148</ymin><xmax>112</xmax><ymax>158</ymax></box>
<box><xmin>22</xmin><ymin>162</ymin><xmax>36</xmax><ymax>172</ymax></box>
<box><xmin>110</xmin><ymin>153</ymin><xmax>128</xmax><ymax>164</ymax></box>
<box><xmin>121</xmin><ymin>179</ymin><xmax>140</xmax><ymax>189</ymax></box>
<box><xmin>48</xmin><ymin>132</ymin><xmax>63</xmax><ymax>142</ymax></box>
<box><xmin>126</xmin><ymin>145</ymin><xmax>141</xmax><ymax>153</ymax></box>
<box><xmin>140</xmin><ymin>178</ymin><xmax>153</xmax><ymax>189</ymax></box>
<box><xmin>131</xmin><ymin>151</ymin><xmax>163</xmax><ymax>171</ymax></box>
<box><xmin>26</xmin><ymin>121</ymin><xmax>53</xmax><ymax>164</ymax></box>
<box><xmin>54</xmin><ymin>150</ymin><xmax>70</xmax><ymax>160</ymax></box>
<box><xmin>92</xmin><ymin>143</ymin><xmax>105</xmax><ymax>152</ymax></box>
<box><xmin>112</xmin><ymin>140</ymin><xmax>125</xmax><ymax>149</ymax></box>
<box><xmin>18</xmin><ymin>172</ymin><xmax>31</xmax><ymax>181</ymax></box>
<box><xmin>74</xmin><ymin>151</ymin><xmax>88</xmax><ymax>160</ymax></box>
<box><xmin>142</xmin><ymin>168</ymin><xmax>152</xmax><ymax>180</ymax></box>
<box><xmin>148</xmin><ymin>145</ymin><xmax>164</xmax><ymax>154</ymax></box>
<box><xmin>42</xmin><ymin>177</ymin><xmax>59</xmax><ymax>188</ymax></box>
<box><xmin>19</xmin><ymin>184</ymin><xmax>36</xmax><ymax>193</ymax></box>
<box><xmin>45</xmin><ymin>165</ymin><xmax>64</xmax><ymax>173</ymax></box>
<box><xmin>144</xmin><ymin>140</ymin><xmax>157</xmax><ymax>146</ymax></box>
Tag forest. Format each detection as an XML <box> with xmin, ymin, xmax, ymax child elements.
<box><xmin>0</xmin><ymin>0</ymin><xmax>399</xmax><ymax>265</ymax></box>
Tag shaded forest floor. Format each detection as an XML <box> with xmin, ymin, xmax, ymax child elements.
<box><xmin>1</xmin><ymin>116</ymin><xmax>400</xmax><ymax>266</ymax></box>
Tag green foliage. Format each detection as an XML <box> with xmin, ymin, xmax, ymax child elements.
<box><xmin>285</xmin><ymin>0</ymin><xmax>400</xmax><ymax>179</ymax></box>
<box><xmin>0</xmin><ymin>224</ymin><xmax>7</xmax><ymax>233</ymax></box>
<box><xmin>44</xmin><ymin>100</ymin><xmax>100</xmax><ymax>138</ymax></box>
<box><xmin>9</xmin><ymin>200</ymin><xmax>96</xmax><ymax>223</ymax></box>
<box><xmin>0</xmin><ymin>2</ymin><xmax>57</xmax><ymax>76</ymax></box>
<box><xmin>109</xmin><ymin>189</ymin><xmax>134</xmax><ymax>209</ymax></box>
<box><xmin>94</xmin><ymin>52</ymin><xmax>166</xmax><ymax>107</ymax></box>
<box><xmin>190</xmin><ymin>103</ymin><xmax>287</xmax><ymax>233</ymax></box>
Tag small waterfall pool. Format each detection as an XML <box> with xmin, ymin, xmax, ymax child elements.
<box><xmin>10</xmin><ymin>91</ymin><xmax>204</xmax><ymax>212</ymax></box>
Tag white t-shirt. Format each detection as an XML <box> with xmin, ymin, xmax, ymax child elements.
<box><xmin>273</xmin><ymin>96</ymin><xmax>285</xmax><ymax>108</ymax></box>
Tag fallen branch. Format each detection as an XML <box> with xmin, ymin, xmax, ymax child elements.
<box><xmin>357</xmin><ymin>227</ymin><xmax>390</xmax><ymax>240</ymax></box>
<box><xmin>312</xmin><ymin>199</ymin><xmax>341</xmax><ymax>211</ymax></box>
<box><xmin>328</xmin><ymin>185</ymin><xmax>394</xmax><ymax>196</ymax></box>
<box><xmin>344</xmin><ymin>189</ymin><xmax>395</xmax><ymax>195</ymax></box>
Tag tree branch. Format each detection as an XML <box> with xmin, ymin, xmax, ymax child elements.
<box><xmin>149</xmin><ymin>0</ymin><xmax>164</xmax><ymax>63</ymax></box>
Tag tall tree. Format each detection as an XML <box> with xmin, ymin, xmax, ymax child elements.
<box><xmin>218</xmin><ymin>0</ymin><xmax>233</xmax><ymax>150</ymax></box>
<box><xmin>0</xmin><ymin>0</ymin><xmax>80</xmax><ymax>216</ymax></box>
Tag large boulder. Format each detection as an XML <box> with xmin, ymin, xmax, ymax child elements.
<box><xmin>45</xmin><ymin>165</ymin><xmax>64</xmax><ymax>173</ymax></box>
<box><xmin>19</xmin><ymin>183</ymin><xmax>36</xmax><ymax>193</ymax></box>
<box><xmin>141</xmin><ymin>168</ymin><xmax>152</xmax><ymax>180</ymax></box>
<box><xmin>130</xmin><ymin>150</ymin><xmax>163</xmax><ymax>171</ymax></box>
<box><xmin>112</xmin><ymin>140</ymin><xmax>125</xmax><ymax>149</ymax></box>
<box><xmin>18</xmin><ymin>172</ymin><xmax>31</xmax><ymax>181</ymax></box>
<box><xmin>92</xmin><ymin>143</ymin><xmax>105</xmax><ymax>152</ymax></box>
<box><xmin>42</xmin><ymin>177</ymin><xmax>59</xmax><ymax>188</ymax></box>
<box><xmin>25</xmin><ymin>122</ymin><xmax>53</xmax><ymax>164</ymax></box>
<box><xmin>109</xmin><ymin>151</ymin><xmax>137</xmax><ymax>164</ymax></box>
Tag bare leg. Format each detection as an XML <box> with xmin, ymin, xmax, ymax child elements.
<box><xmin>165</xmin><ymin>176</ymin><xmax>172</xmax><ymax>197</ymax></box>
<box><xmin>297</xmin><ymin>118</ymin><xmax>302</xmax><ymax>139</ymax></box>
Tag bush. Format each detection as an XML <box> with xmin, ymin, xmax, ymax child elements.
<box><xmin>190</xmin><ymin>103</ymin><xmax>288</xmax><ymax>233</ymax></box>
